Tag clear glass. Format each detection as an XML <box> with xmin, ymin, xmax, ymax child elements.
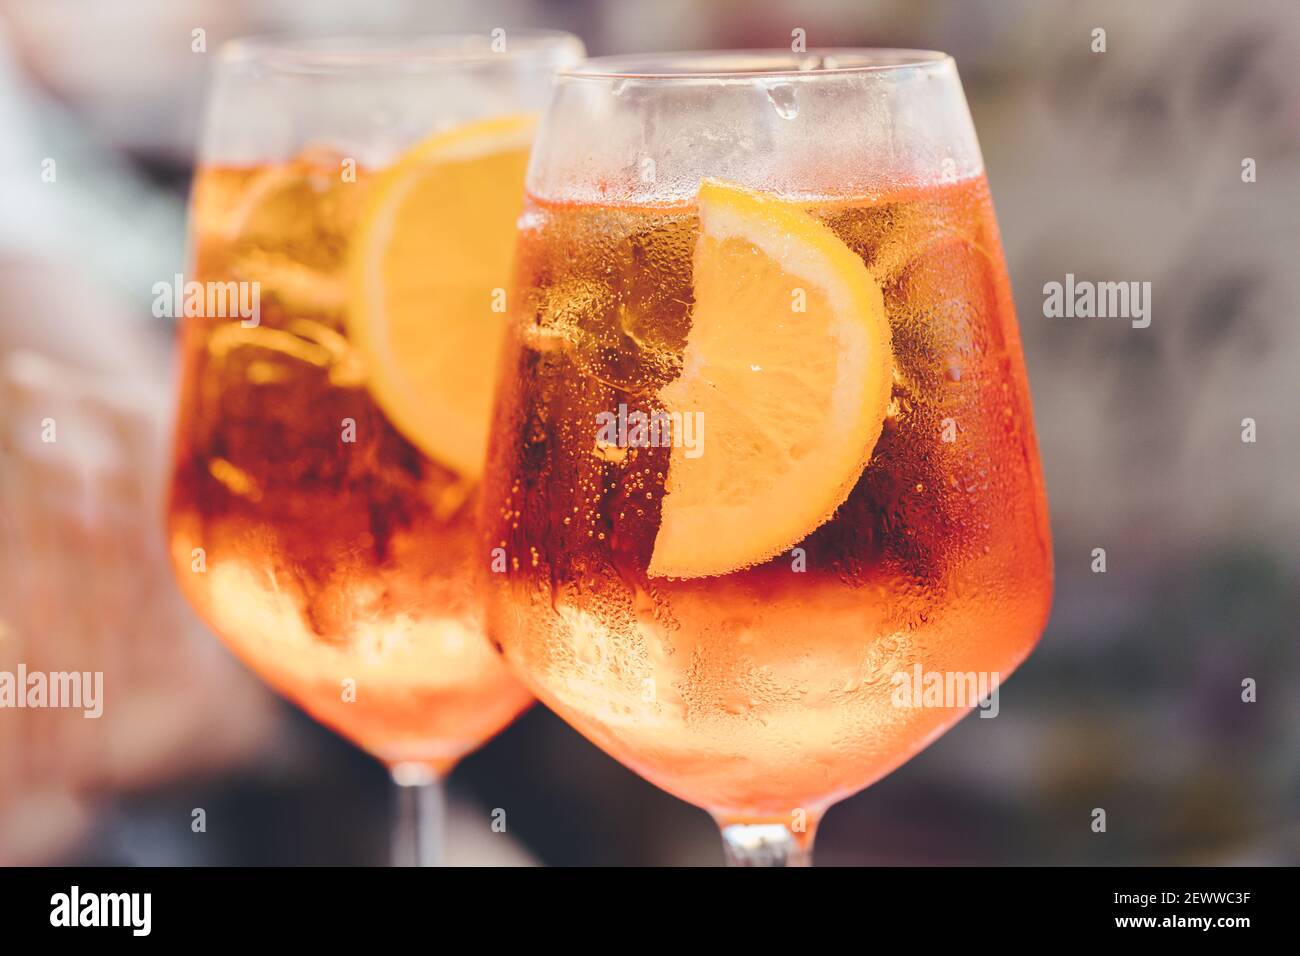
<box><xmin>166</xmin><ymin>30</ymin><xmax>584</xmax><ymax>866</ymax></box>
<box><xmin>481</xmin><ymin>49</ymin><xmax>1054</xmax><ymax>865</ymax></box>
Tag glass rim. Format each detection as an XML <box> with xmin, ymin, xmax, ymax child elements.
<box><xmin>217</xmin><ymin>30</ymin><xmax>584</xmax><ymax>74</ymax></box>
<box><xmin>559</xmin><ymin>48</ymin><xmax>953</xmax><ymax>82</ymax></box>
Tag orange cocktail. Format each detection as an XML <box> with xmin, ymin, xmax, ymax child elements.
<box><xmin>481</xmin><ymin>49</ymin><xmax>1053</xmax><ymax>864</ymax></box>
<box><xmin>166</xmin><ymin>31</ymin><xmax>584</xmax><ymax>866</ymax></box>
<box><xmin>170</xmin><ymin>151</ymin><xmax>531</xmax><ymax>772</ymax></box>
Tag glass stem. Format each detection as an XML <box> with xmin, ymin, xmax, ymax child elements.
<box><xmin>718</xmin><ymin>820</ymin><xmax>818</xmax><ymax>867</ymax></box>
<box><xmin>390</xmin><ymin>763</ymin><xmax>445</xmax><ymax>867</ymax></box>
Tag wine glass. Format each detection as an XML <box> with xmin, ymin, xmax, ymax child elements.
<box><xmin>166</xmin><ymin>30</ymin><xmax>584</xmax><ymax>866</ymax></box>
<box><xmin>481</xmin><ymin>49</ymin><xmax>1053</xmax><ymax>865</ymax></box>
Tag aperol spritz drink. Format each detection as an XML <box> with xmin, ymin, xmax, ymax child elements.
<box><xmin>482</xmin><ymin>50</ymin><xmax>1053</xmax><ymax>864</ymax></box>
<box><xmin>171</xmin><ymin>152</ymin><xmax>530</xmax><ymax>771</ymax></box>
<box><xmin>167</xmin><ymin>32</ymin><xmax>583</xmax><ymax>864</ymax></box>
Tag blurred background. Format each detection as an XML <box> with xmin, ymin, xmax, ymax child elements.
<box><xmin>0</xmin><ymin>0</ymin><xmax>1296</xmax><ymax>865</ymax></box>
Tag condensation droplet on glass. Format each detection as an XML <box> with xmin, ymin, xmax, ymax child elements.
<box><xmin>764</xmin><ymin>82</ymin><xmax>799</xmax><ymax>120</ymax></box>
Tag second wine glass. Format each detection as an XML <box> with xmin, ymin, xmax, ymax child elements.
<box><xmin>167</xmin><ymin>30</ymin><xmax>584</xmax><ymax>865</ymax></box>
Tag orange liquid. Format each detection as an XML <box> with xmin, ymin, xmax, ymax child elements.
<box><xmin>167</xmin><ymin>154</ymin><xmax>531</xmax><ymax>774</ymax></box>
<box><xmin>482</xmin><ymin>175</ymin><xmax>1052</xmax><ymax>819</ymax></box>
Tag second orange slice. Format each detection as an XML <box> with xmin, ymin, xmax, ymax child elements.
<box><xmin>347</xmin><ymin>114</ymin><xmax>536</xmax><ymax>478</ymax></box>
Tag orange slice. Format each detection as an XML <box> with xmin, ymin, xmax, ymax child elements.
<box><xmin>347</xmin><ymin>114</ymin><xmax>535</xmax><ymax>477</ymax></box>
<box><xmin>648</xmin><ymin>180</ymin><xmax>894</xmax><ymax>578</ymax></box>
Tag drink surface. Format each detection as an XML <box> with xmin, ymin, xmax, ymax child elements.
<box><xmin>168</xmin><ymin>155</ymin><xmax>531</xmax><ymax>773</ymax></box>
<box><xmin>483</xmin><ymin>175</ymin><xmax>1053</xmax><ymax>818</ymax></box>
